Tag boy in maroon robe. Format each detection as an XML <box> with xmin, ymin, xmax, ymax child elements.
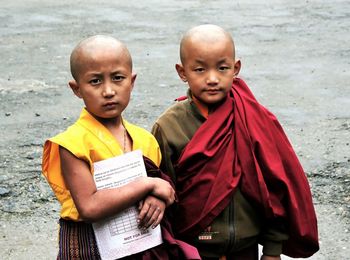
<box><xmin>151</xmin><ymin>24</ymin><xmax>319</xmax><ymax>260</ymax></box>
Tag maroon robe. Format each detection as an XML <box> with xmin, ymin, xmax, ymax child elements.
<box><xmin>174</xmin><ymin>78</ymin><xmax>319</xmax><ymax>258</ymax></box>
<box><xmin>142</xmin><ymin>157</ymin><xmax>201</xmax><ymax>260</ymax></box>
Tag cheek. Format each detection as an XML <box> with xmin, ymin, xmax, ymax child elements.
<box><xmin>187</xmin><ymin>78</ymin><xmax>202</xmax><ymax>89</ymax></box>
<box><xmin>120</xmin><ymin>88</ymin><xmax>132</xmax><ymax>102</ymax></box>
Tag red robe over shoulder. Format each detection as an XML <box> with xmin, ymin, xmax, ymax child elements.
<box><xmin>174</xmin><ymin>78</ymin><xmax>319</xmax><ymax>258</ymax></box>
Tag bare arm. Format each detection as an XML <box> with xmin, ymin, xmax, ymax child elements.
<box><xmin>59</xmin><ymin>146</ymin><xmax>175</xmax><ymax>222</ymax></box>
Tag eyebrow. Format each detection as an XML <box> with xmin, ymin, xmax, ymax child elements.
<box><xmin>193</xmin><ymin>58</ymin><xmax>230</xmax><ymax>65</ymax></box>
<box><xmin>216</xmin><ymin>58</ymin><xmax>230</xmax><ymax>64</ymax></box>
<box><xmin>85</xmin><ymin>69</ymin><xmax>127</xmax><ymax>76</ymax></box>
<box><xmin>194</xmin><ymin>59</ymin><xmax>205</xmax><ymax>64</ymax></box>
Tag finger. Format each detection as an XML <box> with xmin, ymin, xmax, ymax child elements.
<box><xmin>142</xmin><ymin>204</ymin><xmax>158</xmax><ymax>228</ymax></box>
<box><xmin>138</xmin><ymin>202</ymin><xmax>151</xmax><ymax>224</ymax></box>
<box><xmin>166</xmin><ymin>192</ymin><xmax>175</xmax><ymax>207</ymax></box>
<box><xmin>138</xmin><ymin>200</ymin><xmax>144</xmax><ymax>211</ymax></box>
<box><xmin>151</xmin><ymin>207</ymin><xmax>164</xmax><ymax>229</ymax></box>
<box><xmin>144</xmin><ymin>206</ymin><xmax>161</xmax><ymax>229</ymax></box>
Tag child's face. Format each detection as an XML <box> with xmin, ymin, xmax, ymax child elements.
<box><xmin>70</xmin><ymin>48</ymin><xmax>135</xmax><ymax>120</ymax></box>
<box><xmin>177</xmin><ymin>38</ymin><xmax>238</xmax><ymax>106</ymax></box>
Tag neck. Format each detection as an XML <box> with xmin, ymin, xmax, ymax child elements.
<box><xmin>192</xmin><ymin>95</ymin><xmax>209</xmax><ymax>119</ymax></box>
<box><xmin>90</xmin><ymin>111</ymin><xmax>123</xmax><ymax>129</ymax></box>
<box><xmin>91</xmin><ymin>114</ymin><xmax>130</xmax><ymax>152</ymax></box>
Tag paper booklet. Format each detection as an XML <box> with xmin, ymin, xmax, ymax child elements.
<box><xmin>92</xmin><ymin>150</ymin><xmax>163</xmax><ymax>260</ymax></box>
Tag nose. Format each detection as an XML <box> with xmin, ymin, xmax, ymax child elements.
<box><xmin>102</xmin><ymin>83</ymin><xmax>115</xmax><ymax>97</ymax></box>
<box><xmin>206</xmin><ymin>71</ymin><xmax>219</xmax><ymax>85</ymax></box>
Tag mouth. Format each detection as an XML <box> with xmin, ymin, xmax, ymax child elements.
<box><xmin>205</xmin><ymin>88</ymin><xmax>221</xmax><ymax>94</ymax></box>
<box><xmin>103</xmin><ymin>101</ymin><xmax>118</xmax><ymax>108</ymax></box>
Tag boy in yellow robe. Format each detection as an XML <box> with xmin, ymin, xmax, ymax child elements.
<box><xmin>42</xmin><ymin>35</ymin><xmax>200</xmax><ymax>259</ymax></box>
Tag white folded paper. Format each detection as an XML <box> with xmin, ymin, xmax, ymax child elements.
<box><xmin>93</xmin><ymin>150</ymin><xmax>163</xmax><ymax>260</ymax></box>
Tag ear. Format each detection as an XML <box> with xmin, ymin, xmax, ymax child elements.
<box><xmin>233</xmin><ymin>59</ymin><xmax>241</xmax><ymax>77</ymax></box>
<box><xmin>175</xmin><ymin>63</ymin><xmax>187</xmax><ymax>82</ymax></box>
<box><xmin>130</xmin><ymin>73</ymin><xmax>137</xmax><ymax>90</ymax></box>
<box><xmin>68</xmin><ymin>80</ymin><xmax>82</xmax><ymax>98</ymax></box>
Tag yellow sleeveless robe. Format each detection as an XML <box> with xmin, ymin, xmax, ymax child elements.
<box><xmin>42</xmin><ymin>108</ymin><xmax>161</xmax><ymax>221</ymax></box>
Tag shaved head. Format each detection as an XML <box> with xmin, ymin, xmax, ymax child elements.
<box><xmin>70</xmin><ymin>35</ymin><xmax>132</xmax><ymax>81</ymax></box>
<box><xmin>179</xmin><ymin>24</ymin><xmax>235</xmax><ymax>64</ymax></box>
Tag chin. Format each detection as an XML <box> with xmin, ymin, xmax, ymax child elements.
<box><xmin>93</xmin><ymin>111</ymin><xmax>121</xmax><ymax>120</ymax></box>
<box><xmin>206</xmin><ymin>96</ymin><xmax>227</xmax><ymax>104</ymax></box>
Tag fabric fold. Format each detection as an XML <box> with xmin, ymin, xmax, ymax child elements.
<box><xmin>174</xmin><ymin>78</ymin><xmax>319</xmax><ymax>258</ymax></box>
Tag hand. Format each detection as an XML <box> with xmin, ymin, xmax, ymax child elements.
<box><xmin>150</xmin><ymin>177</ymin><xmax>175</xmax><ymax>206</ymax></box>
<box><xmin>138</xmin><ymin>195</ymin><xmax>166</xmax><ymax>229</ymax></box>
<box><xmin>261</xmin><ymin>255</ymin><xmax>281</xmax><ymax>260</ymax></box>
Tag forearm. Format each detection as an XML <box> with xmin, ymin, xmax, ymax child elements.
<box><xmin>76</xmin><ymin>177</ymin><xmax>154</xmax><ymax>222</ymax></box>
<box><xmin>80</xmin><ymin>176</ymin><xmax>174</xmax><ymax>222</ymax></box>
<box><xmin>60</xmin><ymin>146</ymin><xmax>174</xmax><ymax>222</ymax></box>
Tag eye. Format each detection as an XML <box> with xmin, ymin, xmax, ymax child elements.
<box><xmin>219</xmin><ymin>66</ymin><xmax>230</xmax><ymax>71</ymax></box>
<box><xmin>89</xmin><ymin>78</ymin><xmax>101</xmax><ymax>85</ymax></box>
<box><xmin>112</xmin><ymin>75</ymin><xmax>125</xmax><ymax>82</ymax></box>
<box><xmin>194</xmin><ymin>67</ymin><xmax>205</xmax><ymax>73</ymax></box>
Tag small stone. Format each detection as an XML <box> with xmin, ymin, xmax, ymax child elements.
<box><xmin>0</xmin><ymin>187</ymin><xmax>10</xmax><ymax>196</ymax></box>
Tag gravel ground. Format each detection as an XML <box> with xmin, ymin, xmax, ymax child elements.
<box><xmin>0</xmin><ymin>0</ymin><xmax>349</xmax><ymax>259</ymax></box>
